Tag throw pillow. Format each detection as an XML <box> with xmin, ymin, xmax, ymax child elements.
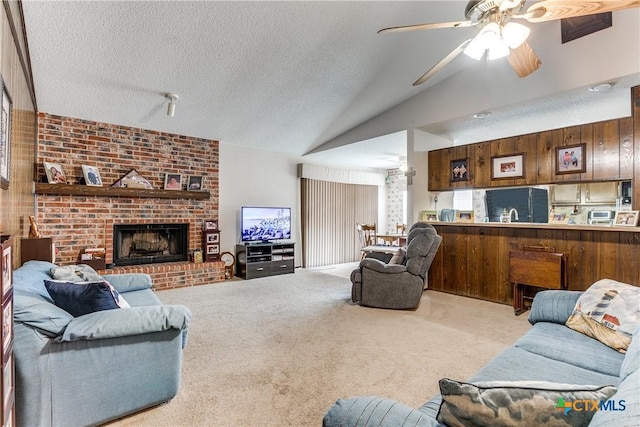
<box><xmin>44</xmin><ymin>280</ymin><xmax>124</xmax><ymax>317</ymax></box>
<box><xmin>50</xmin><ymin>264</ymin><xmax>104</xmax><ymax>283</ymax></box>
<box><xmin>565</xmin><ymin>278</ymin><xmax>640</xmax><ymax>353</ymax></box>
<box><xmin>436</xmin><ymin>378</ymin><xmax>617</xmax><ymax>427</ymax></box>
<box><xmin>389</xmin><ymin>247</ymin><xmax>406</xmax><ymax>265</ymax></box>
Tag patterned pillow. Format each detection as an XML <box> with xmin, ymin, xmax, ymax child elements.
<box><xmin>437</xmin><ymin>378</ymin><xmax>617</xmax><ymax>427</ymax></box>
<box><xmin>565</xmin><ymin>278</ymin><xmax>640</xmax><ymax>353</ymax></box>
<box><xmin>44</xmin><ymin>280</ymin><xmax>129</xmax><ymax>317</ymax></box>
<box><xmin>50</xmin><ymin>264</ymin><xmax>104</xmax><ymax>282</ymax></box>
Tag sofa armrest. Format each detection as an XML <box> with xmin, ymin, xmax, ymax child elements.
<box><xmin>361</xmin><ymin>258</ymin><xmax>407</xmax><ymax>274</ymax></box>
<box><xmin>59</xmin><ymin>305</ymin><xmax>191</xmax><ymax>342</ymax></box>
<box><xmin>323</xmin><ymin>397</ymin><xmax>438</xmax><ymax>427</ymax></box>
<box><xmin>102</xmin><ymin>273</ymin><xmax>153</xmax><ymax>293</ymax></box>
<box><xmin>528</xmin><ymin>290</ymin><xmax>583</xmax><ymax>325</ymax></box>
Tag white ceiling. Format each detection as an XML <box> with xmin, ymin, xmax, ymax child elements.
<box><xmin>21</xmin><ymin>1</ymin><xmax>640</xmax><ymax>171</ymax></box>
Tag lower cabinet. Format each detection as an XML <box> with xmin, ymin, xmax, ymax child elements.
<box><xmin>235</xmin><ymin>243</ymin><xmax>295</xmax><ymax>279</ymax></box>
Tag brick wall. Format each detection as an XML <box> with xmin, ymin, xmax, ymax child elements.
<box><xmin>35</xmin><ymin>113</ymin><xmax>224</xmax><ymax>288</ymax></box>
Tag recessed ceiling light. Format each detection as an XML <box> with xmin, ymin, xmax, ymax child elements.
<box><xmin>473</xmin><ymin>111</ymin><xmax>491</xmax><ymax>119</ymax></box>
<box><xmin>589</xmin><ymin>82</ymin><xmax>614</xmax><ymax>92</ymax></box>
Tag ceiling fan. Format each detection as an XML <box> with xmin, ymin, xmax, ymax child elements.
<box><xmin>379</xmin><ymin>0</ymin><xmax>640</xmax><ymax>86</ymax></box>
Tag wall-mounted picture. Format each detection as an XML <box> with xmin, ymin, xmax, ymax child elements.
<box><xmin>556</xmin><ymin>143</ymin><xmax>586</xmax><ymax>175</ymax></box>
<box><xmin>2</xmin><ymin>296</ymin><xmax>12</xmax><ymax>358</ymax></box>
<box><xmin>456</xmin><ymin>210</ymin><xmax>474</xmax><ymax>223</ymax></box>
<box><xmin>613</xmin><ymin>211</ymin><xmax>639</xmax><ymax>227</ymax></box>
<box><xmin>81</xmin><ymin>165</ymin><xmax>103</xmax><ymax>186</ymax></box>
<box><xmin>204</xmin><ymin>219</ymin><xmax>218</xmax><ymax>231</ymax></box>
<box><xmin>187</xmin><ymin>175</ymin><xmax>204</xmax><ymax>190</ymax></box>
<box><xmin>164</xmin><ymin>173</ymin><xmax>182</xmax><ymax>190</ymax></box>
<box><xmin>206</xmin><ymin>233</ymin><xmax>219</xmax><ymax>244</ymax></box>
<box><xmin>206</xmin><ymin>244</ymin><xmax>220</xmax><ymax>255</ymax></box>
<box><xmin>0</xmin><ymin>77</ymin><xmax>12</xmax><ymax>190</ymax></box>
<box><xmin>111</xmin><ymin>168</ymin><xmax>154</xmax><ymax>189</ymax></box>
<box><xmin>43</xmin><ymin>162</ymin><xmax>67</xmax><ymax>184</ymax></box>
<box><xmin>450</xmin><ymin>158</ymin><xmax>469</xmax><ymax>182</ymax></box>
<box><xmin>491</xmin><ymin>153</ymin><xmax>525</xmax><ymax>180</ymax></box>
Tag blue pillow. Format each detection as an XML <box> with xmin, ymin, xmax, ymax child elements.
<box><xmin>44</xmin><ymin>280</ymin><xmax>120</xmax><ymax>317</ymax></box>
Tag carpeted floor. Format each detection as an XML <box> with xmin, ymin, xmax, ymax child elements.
<box><xmin>109</xmin><ymin>264</ymin><xmax>530</xmax><ymax>427</ymax></box>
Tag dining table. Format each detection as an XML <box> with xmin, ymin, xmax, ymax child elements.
<box><xmin>376</xmin><ymin>233</ymin><xmax>407</xmax><ymax>247</ymax></box>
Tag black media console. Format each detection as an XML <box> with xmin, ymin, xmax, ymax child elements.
<box><xmin>235</xmin><ymin>242</ymin><xmax>295</xmax><ymax>279</ymax></box>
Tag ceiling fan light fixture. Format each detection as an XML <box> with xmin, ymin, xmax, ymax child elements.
<box><xmin>487</xmin><ymin>38</ymin><xmax>510</xmax><ymax>60</ymax></box>
<box><xmin>502</xmin><ymin>22</ymin><xmax>530</xmax><ymax>48</ymax></box>
<box><xmin>463</xmin><ymin>36</ymin><xmax>487</xmax><ymax>60</ymax></box>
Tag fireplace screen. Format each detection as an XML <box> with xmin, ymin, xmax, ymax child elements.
<box><xmin>113</xmin><ymin>223</ymin><xmax>188</xmax><ymax>266</ymax></box>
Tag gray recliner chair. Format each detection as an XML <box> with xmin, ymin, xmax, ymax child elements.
<box><xmin>350</xmin><ymin>222</ymin><xmax>442</xmax><ymax>310</ymax></box>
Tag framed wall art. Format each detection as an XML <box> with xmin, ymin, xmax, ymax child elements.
<box><xmin>456</xmin><ymin>210</ymin><xmax>474</xmax><ymax>223</ymax></box>
<box><xmin>0</xmin><ymin>77</ymin><xmax>12</xmax><ymax>190</ymax></box>
<box><xmin>450</xmin><ymin>158</ymin><xmax>469</xmax><ymax>182</ymax></box>
<box><xmin>111</xmin><ymin>168</ymin><xmax>153</xmax><ymax>189</ymax></box>
<box><xmin>556</xmin><ymin>143</ymin><xmax>586</xmax><ymax>175</ymax></box>
<box><xmin>491</xmin><ymin>153</ymin><xmax>525</xmax><ymax>180</ymax></box>
<box><xmin>204</xmin><ymin>219</ymin><xmax>218</xmax><ymax>231</ymax></box>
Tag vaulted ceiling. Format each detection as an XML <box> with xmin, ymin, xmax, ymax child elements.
<box><xmin>22</xmin><ymin>1</ymin><xmax>640</xmax><ymax>170</ymax></box>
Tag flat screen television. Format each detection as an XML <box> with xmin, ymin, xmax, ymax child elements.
<box><xmin>241</xmin><ymin>206</ymin><xmax>291</xmax><ymax>242</ymax></box>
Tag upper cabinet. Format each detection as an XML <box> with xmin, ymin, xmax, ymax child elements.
<box><xmin>550</xmin><ymin>181</ymin><xmax>620</xmax><ymax>205</ymax></box>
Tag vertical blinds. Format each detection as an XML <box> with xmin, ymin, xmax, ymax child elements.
<box><xmin>301</xmin><ymin>178</ymin><xmax>378</xmax><ymax>268</ymax></box>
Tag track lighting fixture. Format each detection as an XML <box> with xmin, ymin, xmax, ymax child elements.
<box><xmin>165</xmin><ymin>93</ymin><xmax>178</xmax><ymax>117</ymax></box>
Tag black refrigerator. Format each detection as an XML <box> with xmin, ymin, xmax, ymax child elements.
<box><xmin>485</xmin><ymin>187</ymin><xmax>549</xmax><ymax>223</ymax></box>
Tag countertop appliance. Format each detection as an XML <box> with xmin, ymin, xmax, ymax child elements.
<box><xmin>588</xmin><ymin>210</ymin><xmax>614</xmax><ymax>225</ymax></box>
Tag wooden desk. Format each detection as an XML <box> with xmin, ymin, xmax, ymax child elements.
<box><xmin>510</xmin><ymin>249</ymin><xmax>567</xmax><ymax>315</ymax></box>
<box><xmin>376</xmin><ymin>234</ymin><xmax>407</xmax><ymax>247</ymax></box>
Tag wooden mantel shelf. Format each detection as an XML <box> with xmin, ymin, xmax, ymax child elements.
<box><xmin>34</xmin><ymin>183</ymin><xmax>210</xmax><ymax>200</ymax></box>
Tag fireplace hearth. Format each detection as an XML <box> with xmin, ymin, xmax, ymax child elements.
<box><xmin>113</xmin><ymin>223</ymin><xmax>188</xmax><ymax>266</ymax></box>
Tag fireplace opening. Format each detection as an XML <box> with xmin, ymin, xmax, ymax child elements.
<box><xmin>113</xmin><ymin>223</ymin><xmax>188</xmax><ymax>266</ymax></box>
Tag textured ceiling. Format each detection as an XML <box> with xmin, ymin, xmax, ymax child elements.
<box><xmin>21</xmin><ymin>1</ymin><xmax>640</xmax><ymax>171</ymax></box>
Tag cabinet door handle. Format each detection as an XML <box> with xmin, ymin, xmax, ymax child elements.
<box><xmin>279</xmin><ymin>264</ymin><xmax>287</xmax><ymax>268</ymax></box>
<box><xmin>256</xmin><ymin>267</ymin><xmax>264</xmax><ymax>271</ymax></box>
<box><xmin>586</xmin><ymin>189</ymin><xmax>590</xmax><ymax>201</ymax></box>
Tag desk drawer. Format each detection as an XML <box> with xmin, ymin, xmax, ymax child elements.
<box><xmin>271</xmin><ymin>259</ymin><xmax>294</xmax><ymax>275</ymax></box>
<box><xmin>246</xmin><ymin>261</ymin><xmax>271</xmax><ymax>278</ymax></box>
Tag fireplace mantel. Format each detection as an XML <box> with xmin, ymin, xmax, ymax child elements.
<box><xmin>35</xmin><ymin>183</ymin><xmax>210</xmax><ymax>200</ymax></box>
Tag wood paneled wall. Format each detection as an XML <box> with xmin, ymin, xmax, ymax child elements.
<box><xmin>428</xmin><ymin>225</ymin><xmax>640</xmax><ymax>305</ymax></box>
<box><xmin>301</xmin><ymin>178</ymin><xmax>377</xmax><ymax>267</ymax></box>
<box><xmin>0</xmin><ymin>3</ymin><xmax>38</xmax><ymax>269</ymax></box>
<box><xmin>429</xmin><ymin>86</ymin><xmax>639</xmax><ymax>212</ymax></box>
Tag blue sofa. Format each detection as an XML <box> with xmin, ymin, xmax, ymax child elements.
<box><xmin>324</xmin><ymin>289</ymin><xmax>639</xmax><ymax>426</ymax></box>
<box><xmin>13</xmin><ymin>261</ymin><xmax>192</xmax><ymax>427</ymax></box>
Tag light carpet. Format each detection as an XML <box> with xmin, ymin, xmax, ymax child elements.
<box><xmin>109</xmin><ymin>264</ymin><xmax>530</xmax><ymax>427</ymax></box>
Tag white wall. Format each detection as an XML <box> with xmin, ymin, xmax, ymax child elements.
<box><xmin>219</xmin><ymin>143</ymin><xmax>302</xmax><ymax>265</ymax></box>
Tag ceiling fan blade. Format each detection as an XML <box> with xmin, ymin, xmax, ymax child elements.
<box><xmin>507</xmin><ymin>41</ymin><xmax>542</xmax><ymax>78</ymax></box>
<box><xmin>523</xmin><ymin>0</ymin><xmax>640</xmax><ymax>23</ymax></box>
<box><xmin>413</xmin><ymin>39</ymin><xmax>472</xmax><ymax>86</ymax></box>
<box><xmin>378</xmin><ymin>20</ymin><xmax>475</xmax><ymax>34</ymax></box>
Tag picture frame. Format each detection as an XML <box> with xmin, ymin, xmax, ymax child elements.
<box><xmin>2</xmin><ymin>295</ymin><xmax>11</xmax><ymax>360</ymax></box>
<box><xmin>187</xmin><ymin>175</ymin><xmax>204</xmax><ymax>191</ymax></box>
<box><xmin>556</xmin><ymin>143</ymin><xmax>586</xmax><ymax>175</ymax></box>
<box><xmin>204</xmin><ymin>219</ymin><xmax>218</xmax><ymax>231</ymax></box>
<box><xmin>206</xmin><ymin>233</ymin><xmax>219</xmax><ymax>244</ymax></box>
<box><xmin>164</xmin><ymin>173</ymin><xmax>182</xmax><ymax>190</ymax></box>
<box><xmin>456</xmin><ymin>210</ymin><xmax>474</xmax><ymax>223</ymax></box>
<box><xmin>0</xmin><ymin>77</ymin><xmax>12</xmax><ymax>190</ymax></box>
<box><xmin>613</xmin><ymin>211</ymin><xmax>639</xmax><ymax>227</ymax></box>
<box><xmin>450</xmin><ymin>158</ymin><xmax>469</xmax><ymax>182</ymax></box>
<box><xmin>420</xmin><ymin>210</ymin><xmax>439</xmax><ymax>222</ymax></box>
<box><xmin>81</xmin><ymin>165</ymin><xmax>103</xmax><ymax>186</ymax></box>
<box><xmin>206</xmin><ymin>244</ymin><xmax>220</xmax><ymax>255</ymax></box>
<box><xmin>111</xmin><ymin>168</ymin><xmax>153</xmax><ymax>189</ymax></box>
<box><xmin>43</xmin><ymin>162</ymin><xmax>67</xmax><ymax>184</ymax></box>
<box><xmin>491</xmin><ymin>153</ymin><xmax>525</xmax><ymax>180</ymax></box>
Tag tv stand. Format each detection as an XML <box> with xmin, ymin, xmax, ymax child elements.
<box><xmin>235</xmin><ymin>242</ymin><xmax>295</xmax><ymax>279</ymax></box>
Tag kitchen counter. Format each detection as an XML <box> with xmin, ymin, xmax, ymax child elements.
<box><xmin>427</xmin><ymin>221</ymin><xmax>640</xmax><ymax>233</ymax></box>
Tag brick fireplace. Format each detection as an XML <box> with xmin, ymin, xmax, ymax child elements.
<box><xmin>34</xmin><ymin>113</ymin><xmax>225</xmax><ymax>289</ymax></box>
